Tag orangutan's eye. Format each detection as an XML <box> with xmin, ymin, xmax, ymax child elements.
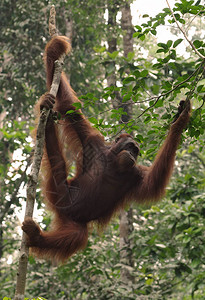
<box><xmin>115</xmin><ymin>137</ymin><xmax>120</xmax><ymax>143</ymax></box>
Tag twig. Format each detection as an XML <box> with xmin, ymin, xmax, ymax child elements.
<box><xmin>185</xmin><ymin>9</ymin><xmax>204</xmax><ymax>33</ymax></box>
<box><xmin>63</xmin><ymin>60</ymin><xmax>205</xmax><ymax>132</ymax></box>
<box><xmin>185</xmin><ymin>63</ymin><xmax>205</xmax><ymax>104</ymax></box>
<box><xmin>144</xmin><ymin>62</ymin><xmax>204</xmax><ymax>102</ymax></box>
<box><xmin>166</xmin><ymin>0</ymin><xmax>205</xmax><ymax>60</ymax></box>
<box><xmin>136</xmin><ymin>96</ymin><xmax>160</xmax><ymax>119</ymax></box>
<box><xmin>110</xmin><ymin>61</ymin><xmax>205</xmax><ymax>138</ymax></box>
<box><xmin>65</xmin><ymin>61</ymin><xmax>204</xmax><ymax>140</ymax></box>
<box><xmin>14</xmin><ymin>6</ymin><xmax>67</xmax><ymax>300</ymax></box>
<box><xmin>136</xmin><ymin>60</ymin><xmax>205</xmax><ymax>119</ymax></box>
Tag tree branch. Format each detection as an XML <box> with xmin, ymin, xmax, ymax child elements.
<box><xmin>136</xmin><ymin>60</ymin><xmax>205</xmax><ymax>119</ymax></box>
<box><xmin>14</xmin><ymin>6</ymin><xmax>67</xmax><ymax>300</ymax></box>
<box><xmin>166</xmin><ymin>0</ymin><xmax>205</xmax><ymax>60</ymax></box>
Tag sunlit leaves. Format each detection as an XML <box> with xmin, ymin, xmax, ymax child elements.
<box><xmin>107</xmin><ymin>51</ymin><xmax>119</xmax><ymax>59</ymax></box>
<box><xmin>94</xmin><ymin>46</ymin><xmax>106</xmax><ymax>53</ymax></box>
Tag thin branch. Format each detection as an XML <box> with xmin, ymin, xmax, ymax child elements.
<box><xmin>14</xmin><ymin>6</ymin><xmax>67</xmax><ymax>300</ymax></box>
<box><xmin>185</xmin><ymin>63</ymin><xmax>205</xmax><ymax>103</ymax></box>
<box><xmin>60</xmin><ymin>61</ymin><xmax>204</xmax><ymax>141</ymax></box>
<box><xmin>128</xmin><ymin>60</ymin><xmax>205</xmax><ymax>108</ymax></box>
<box><xmin>110</xmin><ymin>62</ymin><xmax>205</xmax><ymax>138</ymax></box>
<box><xmin>166</xmin><ymin>0</ymin><xmax>205</xmax><ymax>60</ymax></box>
<box><xmin>136</xmin><ymin>60</ymin><xmax>205</xmax><ymax>119</ymax></box>
<box><xmin>185</xmin><ymin>9</ymin><xmax>204</xmax><ymax>33</ymax></box>
<box><xmin>136</xmin><ymin>96</ymin><xmax>160</xmax><ymax>119</ymax></box>
<box><xmin>62</xmin><ymin>60</ymin><xmax>205</xmax><ymax>131</ymax></box>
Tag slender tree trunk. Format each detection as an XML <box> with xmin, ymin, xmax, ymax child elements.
<box><xmin>121</xmin><ymin>2</ymin><xmax>134</xmax><ymax>123</ymax></box>
<box><xmin>107</xmin><ymin>0</ymin><xmax>134</xmax><ymax>283</ymax></box>
<box><xmin>0</xmin><ymin>111</ymin><xmax>10</xmax><ymax>264</ymax></box>
<box><xmin>107</xmin><ymin>1</ymin><xmax>119</xmax><ymax>109</ymax></box>
<box><xmin>0</xmin><ymin>227</ymin><xmax>3</xmax><ymax>275</ymax></box>
<box><xmin>119</xmin><ymin>2</ymin><xmax>134</xmax><ymax>284</ymax></box>
<box><xmin>121</xmin><ymin>3</ymin><xmax>134</xmax><ymax>56</ymax></box>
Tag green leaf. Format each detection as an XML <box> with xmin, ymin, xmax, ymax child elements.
<box><xmin>151</xmin><ymin>29</ymin><xmax>157</xmax><ymax>35</ymax></box>
<box><xmin>197</xmin><ymin>85</ymin><xmax>205</xmax><ymax>92</ymax></box>
<box><xmin>133</xmin><ymin>32</ymin><xmax>140</xmax><ymax>38</ymax></box>
<box><xmin>179</xmin><ymin>18</ymin><xmax>186</xmax><ymax>24</ymax></box>
<box><xmin>193</xmin><ymin>40</ymin><xmax>203</xmax><ymax>49</ymax></box>
<box><xmin>140</xmin><ymin>70</ymin><xmax>148</xmax><ymax>77</ymax></box>
<box><xmin>146</xmin><ymin>278</ymin><xmax>154</xmax><ymax>285</ymax></box>
<box><xmin>156</xmin><ymin>48</ymin><xmax>166</xmax><ymax>53</ymax></box>
<box><xmin>155</xmin><ymin>99</ymin><xmax>163</xmax><ymax>108</ymax></box>
<box><xmin>152</xmin><ymin>84</ymin><xmax>160</xmax><ymax>95</ymax></box>
<box><xmin>135</xmin><ymin>134</ymin><xmax>144</xmax><ymax>143</ymax></box>
<box><xmin>144</xmin><ymin>115</ymin><xmax>151</xmax><ymax>124</ymax></box>
<box><xmin>139</xmin><ymin>34</ymin><xmax>145</xmax><ymax>41</ymax></box>
<box><xmin>123</xmin><ymin>93</ymin><xmax>132</xmax><ymax>102</ymax></box>
<box><xmin>157</xmin><ymin>42</ymin><xmax>168</xmax><ymax>49</ymax></box>
<box><xmin>194</xmin><ymin>130</ymin><xmax>201</xmax><ymax>138</ymax></box>
<box><xmin>107</xmin><ymin>51</ymin><xmax>119</xmax><ymax>59</ymax></box>
<box><xmin>135</xmin><ymin>25</ymin><xmax>142</xmax><ymax>31</ymax></box>
<box><xmin>170</xmin><ymin>49</ymin><xmax>176</xmax><ymax>59</ymax></box>
<box><xmin>133</xmin><ymin>70</ymin><xmax>141</xmax><ymax>78</ymax></box>
<box><xmin>72</xmin><ymin>102</ymin><xmax>82</xmax><ymax>109</ymax></box>
<box><xmin>146</xmin><ymin>148</ymin><xmax>156</xmax><ymax>155</ymax></box>
<box><xmin>151</xmin><ymin>206</ymin><xmax>161</xmax><ymax>212</ymax></box>
<box><xmin>173</xmin><ymin>38</ymin><xmax>183</xmax><ymax>47</ymax></box>
<box><xmin>123</xmin><ymin>76</ymin><xmax>136</xmax><ymax>84</ymax></box>
<box><xmin>127</xmin><ymin>51</ymin><xmax>135</xmax><ymax>61</ymax></box>
<box><xmin>147</xmin><ymin>235</ymin><xmax>158</xmax><ymax>246</ymax></box>
<box><xmin>167</xmin><ymin>40</ymin><xmax>173</xmax><ymax>48</ymax></box>
<box><xmin>88</xmin><ymin>117</ymin><xmax>98</xmax><ymax>124</ymax></box>
<box><xmin>163</xmin><ymin>54</ymin><xmax>171</xmax><ymax>63</ymax></box>
<box><xmin>65</xmin><ymin>110</ymin><xmax>75</xmax><ymax>115</ymax></box>
<box><xmin>94</xmin><ymin>46</ymin><xmax>106</xmax><ymax>53</ymax></box>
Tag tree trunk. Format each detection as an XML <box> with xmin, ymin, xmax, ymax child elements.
<box><xmin>107</xmin><ymin>0</ymin><xmax>134</xmax><ymax>284</ymax></box>
<box><xmin>107</xmin><ymin>1</ymin><xmax>119</xmax><ymax>109</ymax></box>
<box><xmin>119</xmin><ymin>2</ymin><xmax>134</xmax><ymax>284</ymax></box>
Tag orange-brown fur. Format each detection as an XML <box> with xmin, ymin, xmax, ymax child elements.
<box><xmin>22</xmin><ymin>36</ymin><xmax>191</xmax><ymax>263</ymax></box>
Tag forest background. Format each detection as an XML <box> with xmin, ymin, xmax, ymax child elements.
<box><xmin>0</xmin><ymin>0</ymin><xmax>205</xmax><ymax>299</ymax></box>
